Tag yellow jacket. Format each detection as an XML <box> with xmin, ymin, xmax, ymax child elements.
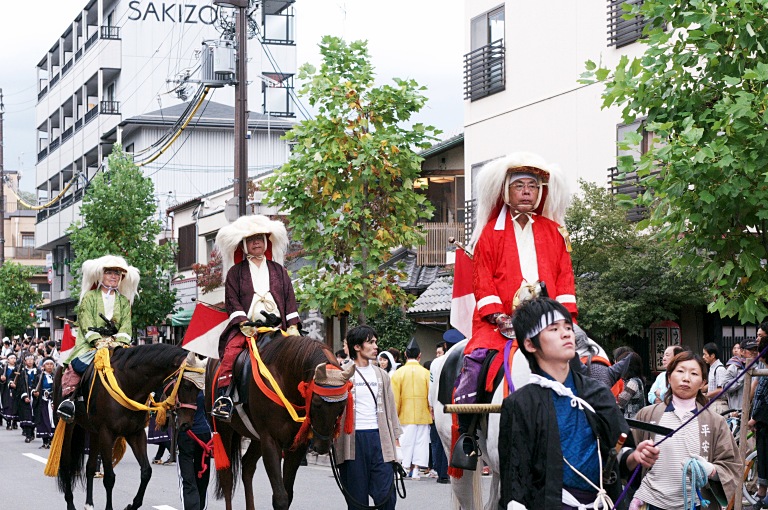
<box><xmin>390</xmin><ymin>359</ymin><xmax>432</xmax><ymax>425</ymax></box>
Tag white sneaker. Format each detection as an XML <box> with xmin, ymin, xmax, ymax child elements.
<box><xmin>410</xmin><ymin>471</ymin><xmax>421</xmax><ymax>480</ymax></box>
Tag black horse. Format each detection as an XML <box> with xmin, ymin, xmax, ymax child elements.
<box><xmin>51</xmin><ymin>344</ymin><xmax>201</xmax><ymax>510</ymax></box>
<box><xmin>202</xmin><ymin>334</ymin><xmax>354</xmax><ymax>510</ymax></box>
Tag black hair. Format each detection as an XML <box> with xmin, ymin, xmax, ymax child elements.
<box><xmin>512</xmin><ymin>297</ymin><xmax>573</xmax><ymax>370</ymax></box>
<box><xmin>759</xmin><ymin>336</ymin><xmax>768</xmax><ymax>364</ymax></box>
<box><xmin>346</xmin><ymin>325</ymin><xmax>377</xmax><ymax>360</ymax></box>
<box><xmin>334</xmin><ymin>349</ymin><xmax>347</xmax><ymax>359</ymax></box>
<box><xmin>617</xmin><ymin>351</ymin><xmax>644</xmax><ymax>380</ymax></box>
<box><xmin>703</xmin><ymin>342</ymin><xmax>720</xmax><ymax>359</ymax></box>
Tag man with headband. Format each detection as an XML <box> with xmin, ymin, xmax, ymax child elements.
<box><xmin>453</xmin><ymin>152</ymin><xmax>576</xmax><ymax>455</ymax></box>
<box><xmin>499</xmin><ymin>297</ymin><xmax>658</xmax><ymax>510</ymax></box>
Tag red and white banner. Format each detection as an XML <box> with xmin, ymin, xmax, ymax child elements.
<box><xmin>450</xmin><ymin>249</ymin><xmax>475</xmax><ymax>339</ymax></box>
<box><xmin>182</xmin><ymin>303</ymin><xmax>228</xmax><ymax>359</ymax></box>
<box><xmin>59</xmin><ymin>322</ymin><xmax>76</xmax><ymax>363</ymax></box>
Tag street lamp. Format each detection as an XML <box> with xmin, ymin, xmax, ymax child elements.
<box><xmin>214</xmin><ymin>0</ymin><xmax>249</xmax><ymax>217</ymax></box>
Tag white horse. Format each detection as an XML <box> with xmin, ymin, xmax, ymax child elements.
<box><xmin>431</xmin><ymin>333</ymin><xmax>611</xmax><ymax>510</ymax></box>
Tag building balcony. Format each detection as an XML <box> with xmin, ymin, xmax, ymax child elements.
<box><xmin>49</xmin><ymin>136</ymin><xmax>61</xmax><ymax>153</ymax></box>
<box><xmin>84</xmin><ymin>32</ymin><xmax>98</xmax><ymax>52</ymax></box>
<box><xmin>463</xmin><ymin>40</ymin><xmax>505</xmax><ymax>101</ymax></box>
<box><xmin>61</xmin><ymin>126</ymin><xmax>74</xmax><ymax>143</ymax></box>
<box><xmin>37</xmin><ymin>85</ymin><xmax>48</xmax><ymax>101</ymax></box>
<box><xmin>416</xmin><ymin>222</ymin><xmax>465</xmax><ymax>266</ymax></box>
<box><xmin>100</xmin><ymin>100</ymin><xmax>120</xmax><ymax>115</ymax></box>
<box><xmin>37</xmin><ymin>147</ymin><xmax>48</xmax><ymax>162</ymax></box>
<box><xmin>607</xmin><ymin>166</ymin><xmax>661</xmax><ymax>222</ymax></box>
<box><xmin>62</xmin><ymin>59</ymin><xmax>73</xmax><ymax>77</ymax></box>
<box><xmin>100</xmin><ymin>25</ymin><xmax>120</xmax><ymax>40</ymax></box>
<box><xmin>50</xmin><ymin>73</ymin><xmax>60</xmax><ymax>88</ymax></box>
<box><xmin>74</xmin><ymin>117</ymin><xmax>82</xmax><ymax>131</ymax></box>
<box><xmin>7</xmin><ymin>247</ymin><xmax>48</xmax><ymax>261</ymax></box>
<box><xmin>75</xmin><ymin>47</ymin><xmax>83</xmax><ymax>61</ymax></box>
<box><xmin>36</xmin><ymin>187</ymin><xmax>85</xmax><ymax>223</ymax></box>
<box><xmin>84</xmin><ymin>104</ymin><xmax>99</xmax><ymax>124</ymax></box>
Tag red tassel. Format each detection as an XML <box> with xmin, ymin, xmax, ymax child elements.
<box><xmin>291</xmin><ymin>419</ymin><xmax>312</xmax><ymax>451</ymax></box>
<box><xmin>212</xmin><ymin>432</ymin><xmax>230</xmax><ymax>470</ymax></box>
<box><xmin>447</xmin><ymin>408</ymin><xmax>463</xmax><ymax>479</ymax></box>
<box><xmin>344</xmin><ymin>390</ymin><xmax>354</xmax><ymax>434</ymax></box>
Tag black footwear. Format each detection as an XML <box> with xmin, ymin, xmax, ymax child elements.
<box><xmin>437</xmin><ymin>477</ymin><xmax>450</xmax><ymax>484</ymax></box>
<box><xmin>57</xmin><ymin>400</ymin><xmax>76</xmax><ymax>423</ymax></box>
<box><xmin>25</xmin><ymin>437</ymin><xmax>32</xmax><ymax>443</ymax></box>
<box><xmin>212</xmin><ymin>395</ymin><xmax>234</xmax><ymax>422</ymax></box>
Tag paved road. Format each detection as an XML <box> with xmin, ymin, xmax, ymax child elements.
<box><xmin>0</xmin><ymin>424</ymin><xmax>477</xmax><ymax>510</ymax></box>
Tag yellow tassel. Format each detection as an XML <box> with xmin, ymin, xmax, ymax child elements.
<box><xmin>112</xmin><ymin>437</ymin><xmax>127</xmax><ymax>467</ymax></box>
<box><xmin>44</xmin><ymin>421</ymin><xmax>68</xmax><ymax>477</ymax></box>
<box><xmin>154</xmin><ymin>408</ymin><xmax>168</xmax><ymax>429</ymax></box>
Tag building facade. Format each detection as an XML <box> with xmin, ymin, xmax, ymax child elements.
<box><xmin>34</xmin><ymin>0</ymin><xmax>296</xmax><ymax>342</ymax></box>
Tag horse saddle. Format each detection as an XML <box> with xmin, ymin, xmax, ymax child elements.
<box><xmin>438</xmin><ymin>347</ymin><xmax>504</xmax><ymax>407</ymax></box>
<box><xmin>228</xmin><ymin>331</ymin><xmax>280</xmax><ymax>405</ymax></box>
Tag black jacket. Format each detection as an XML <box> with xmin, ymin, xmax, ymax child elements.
<box><xmin>498</xmin><ymin>369</ymin><xmax>635</xmax><ymax>509</ymax></box>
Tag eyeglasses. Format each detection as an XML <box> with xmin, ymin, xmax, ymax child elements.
<box><xmin>104</xmin><ymin>269</ymin><xmax>122</xmax><ymax>276</ymax></box>
<box><xmin>509</xmin><ymin>183</ymin><xmax>540</xmax><ymax>192</ymax></box>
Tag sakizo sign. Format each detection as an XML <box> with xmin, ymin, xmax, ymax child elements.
<box><xmin>127</xmin><ymin>1</ymin><xmax>219</xmax><ymax>25</ymax></box>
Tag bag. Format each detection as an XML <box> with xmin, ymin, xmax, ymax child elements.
<box><xmin>450</xmin><ymin>433</ymin><xmax>481</xmax><ymax>471</ymax></box>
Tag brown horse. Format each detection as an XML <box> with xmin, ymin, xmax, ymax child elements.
<box><xmin>51</xmin><ymin>344</ymin><xmax>201</xmax><ymax>510</ymax></box>
<box><xmin>202</xmin><ymin>333</ymin><xmax>354</xmax><ymax>510</ymax></box>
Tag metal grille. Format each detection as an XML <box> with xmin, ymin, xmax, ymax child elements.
<box><xmin>606</xmin><ymin>166</ymin><xmax>660</xmax><ymax>222</ymax></box>
<box><xmin>416</xmin><ymin>222</ymin><xmax>465</xmax><ymax>266</ymax></box>
<box><xmin>464</xmin><ymin>199</ymin><xmax>476</xmax><ymax>245</ymax></box>
<box><xmin>607</xmin><ymin>0</ymin><xmax>652</xmax><ymax>48</ymax></box>
<box><xmin>463</xmin><ymin>40</ymin><xmax>505</xmax><ymax>101</ymax></box>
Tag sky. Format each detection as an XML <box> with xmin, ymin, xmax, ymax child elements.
<box><xmin>0</xmin><ymin>0</ymin><xmax>464</xmax><ymax>192</ymax></box>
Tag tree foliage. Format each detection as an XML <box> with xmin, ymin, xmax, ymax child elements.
<box><xmin>582</xmin><ymin>0</ymin><xmax>768</xmax><ymax>323</ymax></box>
<box><xmin>0</xmin><ymin>263</ymin><xmax>42</xmax><ymax>335</ymax></box>
<box><xmin>192</xmin><ymin>247</ymin><xmax>223</xmax><ymax>295</ymax></box>
<box><xmin>264</xmin><ymin>36</ymin><xmax>437</xmax><ymax>323</ymax></box>
<box><xmin>67</xmin><ymin>145</ymin><xmax>178</xmax><ymax>333</ymax></box>
<box><xmin>566</xmin><ymin>180</ymin><xmax>706</xmax><ymax>340</ymax></box>
<box><xmin>350</xmin><ymin>307</ymin><xmax>415</xmax><ymax>355</ymax></box>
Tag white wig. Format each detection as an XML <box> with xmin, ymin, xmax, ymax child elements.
<box><xmin>216</xmin><ymin>214</ymin><xmax>289</xmax><ymax>276</ymax></box>
<box><xmin>469</xmin><ymin>152</ymin><xmax>570</xmax><ymax>248</ymax></box>
<box><xmin>79</xmin><ymin>255</ymin><xmax>140</xmax><ymax>305</ymax></box>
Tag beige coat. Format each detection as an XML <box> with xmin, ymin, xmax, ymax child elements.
<box><xmin>333</xmin><ymin>364</ymin><xmax>402</xmax><ymax>463</ymax></box>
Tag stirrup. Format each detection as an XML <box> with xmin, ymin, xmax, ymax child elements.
<box><xmin>57</xmin><ymin>399</ymin><xmax>76</xmax><ymax>424</ymax></box>
<box><xmin>212</xmin><ymin>395</ymin><xmax>234</xmax><ymax>422</ymax></box>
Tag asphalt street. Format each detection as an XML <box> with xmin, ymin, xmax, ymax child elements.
<box><xmin>0</xmin><ymin>425</ymin><xmax>472</xmax><ymax>509</ymax></box>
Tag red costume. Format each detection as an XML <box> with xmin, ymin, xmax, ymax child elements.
<box><xmin>466</xmin><ymin>205</ymin><xmax>577</xmax><ymax>354</ymax></box>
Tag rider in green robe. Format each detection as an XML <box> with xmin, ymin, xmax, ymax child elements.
<box><xmin>57</xmin><ymin>255</ymin><xmax>140</xmax><ymax>422</ymax></box>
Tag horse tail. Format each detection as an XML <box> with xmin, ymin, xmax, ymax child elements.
<box><xmin>214</xmin><ymin>430</ymin><xmax>243</xmax><ymax>500</ymax></box>
<box><xmin>56</xmin><ymin>423</ymin><xmax>87</xmax><ymax>493</ymax></box>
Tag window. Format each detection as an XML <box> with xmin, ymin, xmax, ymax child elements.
<box><xmin>21</xmin><ymin>234</ymin><xmax>35</xmax><ymax>248</ymax></box>
<box><xmin>609</xmin><ymin>120</ymin><xmax>660</xmax><ymax>221</ymax></box>
<box><xmin>177</xmin><ymin>224</ymin><xmax>197</xmax><ymax>270</ymax></box>
<box><xmin>205</xmin><ymin>234</ymin><xmax>217</xmax><ymax>261</ymax></box>
<box><xmin>464</xmin><ymin>5</ymin><xmax>505</xmax><ymax>100</ymax></box>
<box><xmin>607</xmin><ymin>0</ymin><xmax>657</xmax><ymax>48</ymax></box>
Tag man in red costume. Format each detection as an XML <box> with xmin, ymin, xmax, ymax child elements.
<box><xmin>453</xmin><ymin>152</ymin><xmax>576</xmax><ymax>458</ymax></box>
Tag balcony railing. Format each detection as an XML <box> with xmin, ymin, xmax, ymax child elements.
<box><xmin>50</xmin><ymin>73</ymin><xmax>60</xmax><ymax>88</ymax></box>
<box><xmin>84</xmin><ymin>32</ymin><xmax>98</xmax><ymax>51</ymax></box>
<box><xmin>100</xmin><ymin>100</ymin><xmax>120</xmax><ymax>115</ymax></box>
<box><xmin>463</xmin><ymin>39</ymin><xmax>505</xmax><ymax>101</ymax></box>
<box><xmin>8</xmin><ymin>247</ymin><xmax>48</xmax><ymax>260</ymax></box>
<box><xmin>37</xmin><ymin>147</ymin><xmax>48</xmax><ymax>162</ymax></box>
<box><xmin>607</xmin><ymin>166</ymin><xmax>662</xmax><ymax>222</ymax></box>
<box><xmin>61</xmin><ymin>126</ymin><xmax>74</xmax><ymax>143</ymax></box>
<box><xmin>75</xmin><ymin>47</ymin><xmax>83</xmax><ymax>61</ymax></box>
<box><xmin>74</xmin><ymin>117</ymin><xmax>83</xmax><ymax>131</ymax></box>
<box><xmin>62</xmin><ymin>59</ymin><xmax>73</xmax><ymax>76</ymax></box>
<box><xmin>36</xmin><ymin>188</ymin><xmax>85</xmax><ymax>223</ymax></box>
<box><xmin>100</xmin><ymin>25</ymin><xmax>120</xmax><ymax>40</ymax></box>
<box><xmin>84</xmin><ymin>104</ymin><xmax>99</xmax><ymax>124</ymax></box>
<box><xmin>416</xmin><ymin>222</ymin><xmax>466</xmax><ymax>266</ymax></box>
<box><xmin>49</xmin><ymin>136</ymin><xmax>60</xmax><ymax>152</ymax></box>
<box><xmin>37</xmin><ymin>85</ymin><xmax>48</xmax><ymax>101</ymax></box>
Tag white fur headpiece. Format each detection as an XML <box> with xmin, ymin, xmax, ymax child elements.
<box><xmin>79</xmin><ymin>255</ymin><xmax>141</xmax><ymax>305</ymax></box>
<box><xmin>469</xmin><ymin>152</ymin><xmax>570</xmax><ymax>248</ymax></box>
<box><xmin>216</xmin><ymin>215</ymin><xmax>289</xmax><ymax>276</ymax></box>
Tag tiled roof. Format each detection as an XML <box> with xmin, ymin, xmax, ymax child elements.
<box><xmin>381</xmin><ymin>247</ymin><xmax>441</xmax><ymax>294</ymax></box>
<box><xmin>407</xmin><ymin>276</ymin><xmax>453</xmax><ymax>316</ymax></box>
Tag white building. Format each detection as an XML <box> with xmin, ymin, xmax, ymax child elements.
<box><xmin>34</xmin><ymin>0</ymin><xmax>297</xmax><ymax>339</ymax></box>
<box><xmin>462</xmin><ymin>1</ymin><xmax>647</xmax><ymax>196</ymax></box>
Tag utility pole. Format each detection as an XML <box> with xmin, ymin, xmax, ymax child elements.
<box><xmin>214</xmin><ymin>0</ymin><xmax>250</xmax><ymax>218</ymax></box>
<box><xmin>0</xmin><ymin>88</ymin><xmax>5</xmax><ymax>267</ymax></box>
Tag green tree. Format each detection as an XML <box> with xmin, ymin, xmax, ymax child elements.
<box><xmin>582</xmin><ymin>0</ymin><xmax>768</xmax><ymax>323</ymax></box>
<box><xmin>265</xmin><ymin>36</ymin><xmax>437</xmax><ymax>323</ymax></box>
<box><xmin>350</xmin><ymin>307</ymin><xmax>415</xmax><ymax>354</ymax></box>
<box><xmin>566</xmin><ymin>181</ymin><xmax>706</xmax><ymax>340</ymax></box>
<box><xmin>67</xmin><ymin>145</ymin><xmax>177</xmax><ymax>333</ymax></box>
<box><xmin>0</xmin><ymin>263</ymin><xmax>42</xmax><ymax>336</ymax></box>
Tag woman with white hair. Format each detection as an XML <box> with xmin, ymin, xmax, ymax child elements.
<box><xmin>57</xmin><ymin>255</ymin><xmax>140</xmax><ymax>422</ymax></box>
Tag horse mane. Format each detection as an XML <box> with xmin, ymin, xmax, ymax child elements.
<box><xmin>259</xmin><ymin>335</ymin><xmax>336</xmax><ymax>380</ymax></box>
<box><xmin>110</xmin><ymin>343</ymin><xmax>187</xmax><ymax>371</ymax></box>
